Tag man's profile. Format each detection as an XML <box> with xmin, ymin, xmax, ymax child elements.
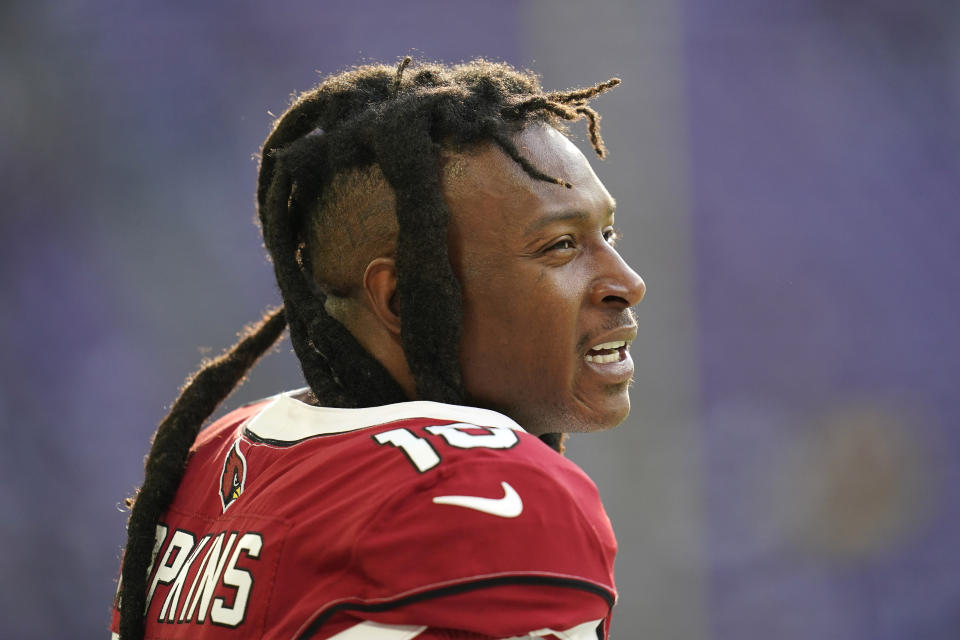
<box><xmin>113</xmin><ymin>57</ymin><xmax>644</xmax><ymax>640</ymax></box>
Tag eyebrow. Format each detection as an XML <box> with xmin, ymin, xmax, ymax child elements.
<box><xmin>523</xmin><ymin>204</ymin><xmax>617</xmax><ymax>235</ymax></box>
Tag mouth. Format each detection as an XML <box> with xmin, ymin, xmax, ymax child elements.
<box><xmin>584</xmin><ymin>340</ymin><xmax>630</xmax><ymax>364</ymax></box>
<box><xmin>580</xmin><ymin>322</ymin><xmax>637</xmax><ymax>385</ymax></box>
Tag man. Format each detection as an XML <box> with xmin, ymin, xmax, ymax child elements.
<box><xmin>113</xmin><ymin>58</ymin><xmax>645</xmax><ymax>640</ymax></box>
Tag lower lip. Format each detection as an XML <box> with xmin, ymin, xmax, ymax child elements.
<box><xmin>583</xmin><ymin>348</ymin><xmax>634</xmax><ymax>383</ymax></box>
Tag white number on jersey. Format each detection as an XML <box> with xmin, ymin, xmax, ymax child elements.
<box><xmin>373</xmin><ymin>429</ymin><xmax>441</xmax><ymax>472</ymax></box>
<box><xmin>373</xmin><ymin>425</ymin><xmax>519</xmax><ymax>473</ymax></box>
<box><xmin>426</xmin><ymin>423</ymin><xmax>519</xmax><ymax>449</ymax></box>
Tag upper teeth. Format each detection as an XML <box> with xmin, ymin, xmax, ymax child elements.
<box><xmin>585</xmin><ymin>340</ymin><xmax>628</xmax><ymax>364</ymax></box>
<box><xmin>591</xmin><ymin>341</ymin><xmax>626</xmax><ymax>351</ymax></box>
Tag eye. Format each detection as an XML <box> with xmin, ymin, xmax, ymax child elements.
<box><xmin>546</xmin><ymin>236</ymin><xmax>576</xmax><ymax>252</ymax></box>
<box><xmin>603</xmin><ymin>227</ymin><xmax>620</xmax><ymax>246</ymax></box>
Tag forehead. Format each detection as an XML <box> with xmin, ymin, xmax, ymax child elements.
<box><xmin>442</xmin><ymin>124</ymin><xmax>615</xmax><ymax>237</ymax></box>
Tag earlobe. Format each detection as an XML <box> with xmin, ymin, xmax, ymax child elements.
<box><xmin>363</xmin><ymin>257</ymin><xmax>402</xmax><ymax>336</ymax></box>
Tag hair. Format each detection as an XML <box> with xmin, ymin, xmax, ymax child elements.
<box><xmin>118</xmin><ymin>57</ymin><xmax>619</xmax><ymax>639</ymax></box>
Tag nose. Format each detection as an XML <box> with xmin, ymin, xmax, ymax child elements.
<box><xmin>590</xmin><ymin>245</ymin><xmax>646</xmax><ymax>309</ymax></box>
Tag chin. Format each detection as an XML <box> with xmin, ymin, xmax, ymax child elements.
<box><xmin>482</xmin><ymin>390</ymin><xmax>630</xmax><ymax>435</ymax></box>
<box><xmin>577</xmin><ymin>394</ymin><xmax>632</xmax><ymax>433</ymax></box>
<box><xmin>584</xmin><ymin>410</ymin><xmax>629</xmax><ymax>433</ymax></box>
<box><xmin>547</xmin><ymin>396</ymin><xmax>631</xmax><ymax>435</ymax></box>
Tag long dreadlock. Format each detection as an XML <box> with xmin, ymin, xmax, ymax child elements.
<box><xmin>118</xmin><ymin>57</ymin><xmax>619</xmax><ymax>640</ymax></box>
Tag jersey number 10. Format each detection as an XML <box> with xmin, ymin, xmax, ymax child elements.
<box><xmin>372</xmin><ymin>424</ymin><xmax>519</xmax><ymax>473</ymax></box>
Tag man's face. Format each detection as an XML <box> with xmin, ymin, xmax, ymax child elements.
<box><xmin>444</xmin><ymin>124</ymin><xmax>646</xmax><ymax>435</ymax></box>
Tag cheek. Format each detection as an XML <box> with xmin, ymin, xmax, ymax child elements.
<box><xmin>463</xmin><ymin>288</ymin><xmax>574</xmax><ymax>375</ymax></box>
<box><xmin>457</xmin><ymin>259</ymin><xmax>586</xmax><ymax>378</ymax></box>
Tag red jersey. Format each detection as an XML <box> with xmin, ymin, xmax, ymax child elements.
<box><xmin>111</xmin><ymin>392</ymin><xmax>618</xmax><ymax>639</ymax></box>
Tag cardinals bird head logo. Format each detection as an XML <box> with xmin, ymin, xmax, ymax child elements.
<box><xmin>220</xmin><ymin>440</ymin><xmax>247</xmax><ymax>511</ymax></box>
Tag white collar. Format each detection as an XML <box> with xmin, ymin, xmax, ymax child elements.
<box><xmin>243</xmin><ymin>391</ymin><xmax>525</xmax><ymax>443</ymax></box>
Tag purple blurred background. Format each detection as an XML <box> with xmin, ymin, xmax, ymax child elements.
<box><xmin>2</xmin><ymin>1</ymin><xmax>957</xmax><ymax>638</ymax></box>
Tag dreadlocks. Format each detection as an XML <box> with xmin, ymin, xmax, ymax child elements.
<box><xmin>118</xmin><ymin>57</ymin><xmax>619</xmax><ymax>639</ymax></box>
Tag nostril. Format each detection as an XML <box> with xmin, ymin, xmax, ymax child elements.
<box><xmin>602</xmin><ymin>294</ymin><xmax>630</xmax><ymax>306</ymax></box>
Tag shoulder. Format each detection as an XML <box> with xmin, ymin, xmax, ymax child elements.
<box><xmin>194</xmin><ymin>395</ymin><xmax>609</xmax><ymax>525</ymax></box>
<box><xmin>178</xmin><ymin>393</ymin><xmax>617</xmax><ymax>637</ymax></box>
<box><xmin>214</xmin><ymin>392</ymin><xmax>608</xmax><ymax>513</ymax></box>
<box><xmin>202</xmin><ymin>393</ymin><xmax>617</xmax><ymax>575</ymax></box>
<box><xmin>212</xmin><ymin>392</ymin><xmax>614</xmax><ymax>563</ymax></box>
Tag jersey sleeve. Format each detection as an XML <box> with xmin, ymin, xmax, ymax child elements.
<box><xmin>336</xmin><ymin>456</ymin><xmax>617</xmax><ymax>639</ymax></box>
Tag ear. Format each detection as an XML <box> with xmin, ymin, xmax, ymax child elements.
<box><xmin>363</xmin><ymin>257</ymin><xmax>402</xmax><ymax>336</ymax></box>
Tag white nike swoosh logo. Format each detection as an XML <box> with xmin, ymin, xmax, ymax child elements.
<box><xmin>432</xmin><ymin>481</ymin><xmax>523</xmax><ymax>518</ymax></box>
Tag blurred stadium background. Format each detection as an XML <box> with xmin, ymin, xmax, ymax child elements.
<box><xmin>1</xmin><ymin>0</ymin><xmax>958</xmax><ymax>637</ymax></box>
